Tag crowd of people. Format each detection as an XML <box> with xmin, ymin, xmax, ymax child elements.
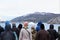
<box><xmin>0</xmin><ymin>21</ymin><xmax>60</xmax><ymax>40</ymax></box>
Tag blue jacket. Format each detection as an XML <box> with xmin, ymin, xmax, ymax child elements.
<box><xmin>36</xmin><ymin>22</ymin><xmax>42</xmax><ymax>32</ymax></box>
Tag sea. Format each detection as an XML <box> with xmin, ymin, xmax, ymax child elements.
<box><xmin>0</xmin><ymin>22</ymin><xmax>60</xmax><ymax>32</ymax></box>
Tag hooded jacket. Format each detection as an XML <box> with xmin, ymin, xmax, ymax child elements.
<box><xmin>0</xmin><ymin>22</ymin><xmax>16</xmax><ymax>40</ymax></box>
<box><xmin>36</xmin><ymin>22</ymin><xmax>42</xmax><ymax>32</ymax></box>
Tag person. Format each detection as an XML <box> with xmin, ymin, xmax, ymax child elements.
<box><xmin>0</xmin><ymin>26</ymin><xmax>4</xmax><ymax>40</ymax></box>
<box><xmin>58</xmin><ymin>26</ymin><xmax>60</xmax><ymax>40</ymax></box>
<box><xmin>12</xmin><ymin>23</ymin><xmax>18</xmax><ymax>36</ymax></box>
<box><xmin>36</xmin><ymin>21</ymin><xmax>42</xmax><ymax>32</ymax></box>
<box><xmin>28</xmin><ymin>22</ymin><xmax>36</xmax><ymax>29</ymax></box>
<box><xmin>0</xmin><ymin>26</ymin><xmax>4</xmax><ymax>34</ymax></box>
<box><xmin>12</xmin><ymin>23</ymin><xmax>18</xmax><ymax>40</ymax></box>
<box><xmin>17</xmin><ymin>24</ymin><xmax>22</xmax><ymax>38</ymax></box>
<box><xmin>0</xmin><ymin>22</ymin><xmax>16</xmax><ymax>40</ymax></box>
<box><xmin>28</xmin><ymin>22</ymin><xmax>36</xmax><ymax>40</ymax></box>
<box><xmin>31</xmin><ymin>26</ymin><xmax>37</xmax><ymax>40</ymax></box>
<box><xmin>35</xmin><ymin>24</ymin><xmax>50</xmax><ymax>40</ymax></box>
<box><xmin>47</xmin><ymin>24</ymin><xmax>59</xmax><ymax>40</ymax></box>
<box><xmin>19</xmin><ymin>22</ymin><xmax>32</xmax><ymax>40</ymax></box>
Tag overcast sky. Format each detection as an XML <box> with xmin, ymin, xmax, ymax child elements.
<box><xmin>0</xmin><ymin>0</ymin><xmax>60</xmax><ymax>21</ymax></box>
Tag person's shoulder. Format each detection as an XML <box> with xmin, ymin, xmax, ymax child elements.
<box><xmin>1</xmin><ymin>31</ymin><xmax>6</xmax><ymax>34</ymax></box>
<box><xmin>45</xmin><ymin>30</ymin><xmax>50</xmax><ymax>35</ymax></box>
<box><xmin>46</xmin><ymin>31</ymin><xmax>49</xmax><ymax>33</ymax></box>
<box><xmin>52</xmin><ymin>29</ymin><xmax>57</xmax><ymax>32</ymax></box>
<box><xmin>41</xmin><ymin>30</ymin><xmax>49</xmax><ymax>34</ymax></box>
<box><xmin>27</xmin><ymin>29</ymin><xmax>31</xmax><ymax>32</ymax></box>
<box><xmin>53</xmin><ymin>29</ymin><xmax>56</xmax><ymax>31</ymax></box>
<box><xmin>0</xmin><ymin>31</ymin><xmax>6</xmax><ymax>36</ymax></box>
<box><xmin>22</xmin><ymin>28</ymin><xmax>25</xmax><ymax>30</ymax></box>
<box><xmin>36</xmin><ymin>31</ymin><xmax>40</xmax><ymax>35</ymax></box>
<box><xmin>20</xmin><ymin>28</ymin><xmax>25</xmax><ymax>32</ymax></box>
<box><xmin>9</xmin><ymin>31</ymin><xmax>14</xmax><ymax>34</ymax></box>
<box><xmin>37</xmin><ymin>30</ymin><xmax>41</xmax><ymax>34</ymax></box>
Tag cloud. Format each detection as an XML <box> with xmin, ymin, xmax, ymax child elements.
<box><xmin>17</xmin><ymin>0</ymin><xmax>59</xmax><ymax>13</ymax></box>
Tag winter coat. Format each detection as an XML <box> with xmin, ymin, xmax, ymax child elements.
<box><xmin>0</xmin><ymin>31</ymin><xmax>15</xmax><ymax>40</ymax></box>
<box><xmin>36</xmin><ymin>22</ymin><xmax>42</xmax><ymax>32</ymax></box>
<box><xmin>35</xmin><ymin>30</ymin><xmax>50</xmax><ymax>40</ymax></box>
<box><xmin>47</xmin><ymin>29</ymin><xmax>59</xmax><ymax>40</ymax></box>
<box><xmin>0</xmin><ymin>26</ymin><xmax>4</xmax><ymax>34</ymax></box>
<box><xmin>31</xmin><ymin>28</ymin><xmax>37</xmax><ymax>40</ymax></box>
<box><xmin>0</xmin><ymin>22</ymin><xmax>16</xmax><ymax>40</ymax></box>
<box><xmin>19</xmin><ymin>28</ymin><xmax>32</xmax><ymax>40</ymax></box>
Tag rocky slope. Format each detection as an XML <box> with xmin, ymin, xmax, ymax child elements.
<box><xmin>11</xmin><ymin>12</ymin><xmax>60</xmax><ymax>23</ymax></box>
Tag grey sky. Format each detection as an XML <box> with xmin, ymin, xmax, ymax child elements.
<box><xmin>0</xmin><ymin>0</ymin><xmax>60</xmax><ymax>21</ymax></box>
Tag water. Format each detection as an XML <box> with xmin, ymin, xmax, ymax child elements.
<box><xmin>43</xmin><ymin>23</ymin><xmax>60</xmax><ymax>32</ymax></box>
<box><xmin>0</xmin><ymin>22</ymin><xmax>60</xmax><ymax>32</ymax></box>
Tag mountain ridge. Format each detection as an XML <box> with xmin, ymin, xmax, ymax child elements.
<box><xmin>11</xmin><ymin>12</ymin><xmax>60</xmax><ymax>23</ymax></box>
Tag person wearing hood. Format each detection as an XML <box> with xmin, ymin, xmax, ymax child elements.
<box><xmin>35</xmin><ymin>24</ymin><xmax>50</xmax><ymax>40</ymax></box>
<box><xmin>19</xmin><ymin>21</ymin><xmax>32</xmax><ymax>40</ymax></box>
<box><xmin>31</xmin><ymin>26</ymin><xmax>37</xmax><ymax>40</ymax></box>
<box><xmin>36</xmin><ymin>21</ymin><xmax>42</xmax><ymax>32</ymax></box>
<box><xmin>0</xmin><ymin>21</ymin><xmax>16</xmax><ymax>40</ymax></box>
<box><xmin>28</xmin><ymin>22</ymin><xmax>36</xmax><ymax>40</ymax></box>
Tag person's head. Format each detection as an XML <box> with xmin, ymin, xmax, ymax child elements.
<box><xmin>12</xmin><ymin>23</ymin><xmax>16</xmax><ymax>28</ymax></box>
<box><xmin>24</xmin><ymin>21</ymin><xmax>28</xmax><ymax>29</ymax></box>
<box><xmin>28</xmin><ymin>22</ymin><xmax>35</xmax><ymax>29</ymax></box>
<box><xmin>18</xmin><ymin>24</ymin><xmax>22</xmax><ymax>29</ymax></box>
<box><xmin>5</xmin><ymin>24</ymin><xmax>11</xmax><ymax>31</ymax></box>
<box><xmin>5</xmin><ymin>21</ymin><xmax>10</xmax><ymax>25</ymax></box>
<box><xmin>31</xmin><ymin>26</ymin><xmax>35</xmax><ymax>30</ymax></box>
<box><xmin>40</xmin><ymin>24</ymin><xmax>45</xmax><ymax>30</ymax></box>
<box><xmin>37</xmin><ymin>21</ymin><xmax>42</xmax><ymax>26</ymax></box>
<box><xmin>5</xmin><ymin>21</ymin><xmax>11</xmax><ymax>31</ymax></box>
<box><xmin>50</xmin><ymin>24</ymin><xmax>54</xmax><ymax>29</ymax></box>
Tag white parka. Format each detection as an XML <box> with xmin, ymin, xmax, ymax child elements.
<box><xmin>19</xmin><ymin>28</ymin><xmax>32</xmax><ymax>40</ymax></box>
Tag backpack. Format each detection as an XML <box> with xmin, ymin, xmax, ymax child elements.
<box><xmin>48</xmin><ymin>30</ymin><xmax>59</xmax><ymax>40</ymax></box>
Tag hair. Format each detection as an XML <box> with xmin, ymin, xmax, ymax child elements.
<box><xmin>40</xmin><ymin>24</ymin><xmax>45</xmax><ymax>29</ymax></box>
<box><xmin>50</xmin><ymin>24</ymin><xmax>54</xmax><ymax>29</ymax></box>
<box><xmin>18</xmin><ymin>24</ymin><xmax>22</xmax><ymax>29</ymax></box>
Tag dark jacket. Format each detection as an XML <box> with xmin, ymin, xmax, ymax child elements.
<box><xmin>35</xmin><ymin>30</ymin><xmax>50</xmax><ymax>40</ymax></box>
<box><xmin>47</xmin><ymin>29</ymin><xmax>59</xmax><ymax>40</ymax></box>
<box><xmin>17</xmin><ymin>24</ymin><xmax>22</xmax><ymax>38</ymax></box>
<box><xmin>0</xmin><ymin>24</ymin><xmax>16</xmax><ymax>40</ymax></box>
<box><xmin>0</xmin><ymin>26</ymin><xmax>4</xmax><ymax>34</ymax></box>
<box><xmin>0</xmin><ymin>31</ymin><xmax>15</xmax><ymax>40</ymax></box>
<box><xmin>12</xmin><ymin>24</ymin><xmax>18</xmax><ymax>38</ymax></box>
